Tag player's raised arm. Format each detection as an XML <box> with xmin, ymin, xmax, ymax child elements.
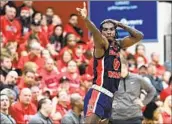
<box><xmin>112</xmin><ymin>20</ymin><xmax>144</xmax><ymax>48</ymax></box>
<box><xmin>76</xmin><ymin>2</ymin><xmax>108</xmax><ymax>50</ymax></box>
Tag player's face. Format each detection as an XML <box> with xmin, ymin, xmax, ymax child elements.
<box><xmin>101</xmin><ymin>22</ymin><xmax>116</xmax><ymax>40</ymax></box>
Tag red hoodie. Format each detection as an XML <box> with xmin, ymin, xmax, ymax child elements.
<box><xmin>10</xmin><ymin>101</ymin><xmax>37</xmax><ymax>124</ymax></box>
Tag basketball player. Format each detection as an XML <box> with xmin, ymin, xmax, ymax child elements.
<box><xmin>76</xmin><ymin>2</ymin><xmax>144</xmax><ymax>124</ymax></box>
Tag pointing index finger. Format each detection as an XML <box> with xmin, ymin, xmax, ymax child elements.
<box><xmin>83</xmin><ymin>2</ymin><xmax>86</xmax><ymax>9</ymax></box>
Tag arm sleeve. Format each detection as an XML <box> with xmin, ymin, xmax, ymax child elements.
<box><xmin>140</xmin><ymin>77</ymin><xmax>156</xmax><ymax>105</ymax></box>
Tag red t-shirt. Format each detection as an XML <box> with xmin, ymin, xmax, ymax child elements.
<box><xmin>23</xmin><ymin>30</ymin><xmax>49</xmax><ymax>48</ymax></box>
<box><xmin>17</xmin><ymin>54</ymin><xmax>45</xmax><ymax>70</ymax></box>
<box><xmin>160</xmin><ymin>86</ymin><xmax>171</xmax><ymax>101</ymax></box>
<box><xmin>39</xmin><ymin>69</ymin><xmax>60</xmax><ymax>90</ymax></box>
<box><xmin>10</xmin><ymin>102</ymin><xmax>37</xmax><ymax>124</ymax></box>
<box><xmin>64</xmin><ymin>23</ymin><xmax>82</xmax><ymax>40</ymax></box>
<box><xmin>0</xmin><ymin>16</ymin><xmax>21</xmax><ymax>43</ymax></box>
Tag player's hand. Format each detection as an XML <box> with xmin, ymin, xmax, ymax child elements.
<box><xmin>111</xmin><ymin>19</ymin><xmax>120</xmax><ymax>27</ymax></box>
<box><xmin>76</xmin><ymin>2</ymin><xmax>87</xmax><ymax>20</ymax></box>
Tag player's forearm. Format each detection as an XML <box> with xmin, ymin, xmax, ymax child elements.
<box><xmin>84</xmin><ymin>18</ymin><xmax>99</xmax><ymax>34</ymax></box>
<box><xmin>118</xmin><ymin>22</ymin><xmax>144</xmax><ymax>41</ymax></box>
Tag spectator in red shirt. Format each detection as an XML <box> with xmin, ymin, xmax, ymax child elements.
<box><xmin>23</xmin><ymin>20</ymin><xmax>49</xmax><ymax>48</ymax></box>
<box><xmin>39</xmin><ymin>58</ymin><xmax>60</xmax><ymax>95</ymax></box>
<box><xmin>18</xmin><ymin>70</ymin><xmax>36</xmax><ymax>90</ymax></box>
<box><xmin>59</xmin><ymin>33</ymin><xmax>77</xmax><ymax>57</ymax></box>
<box><xmin>73</xmin><ymin>44</ymin><xmax>87</xmax><ymax>66</ymax></box>
<box><xmin>4</xmin><ymin>42</ymin><xmax>18</xmax><ymax>68</ymax></box>
<box><xmin>19</xmin><ymin>6</ymin><xmax>32</xmax><ymax>36</ymax></box>
<box><xmin>0</xmin><ymin>5</ymin><xmax>21</xmax><ymax>43</ymax></box>
<box><xmin>49</xmin><ymin>25</ymin><xmax>65</xmax><ymax>52</ymax></box>
<box><xmin>31</xmin><ymin>86</ymin><xmax>41</xmax><ymax>108</ymax></box>
<box><xmin>161</xmin><ymin>95</ymin><xmax>172</xmax><ymax>124</ymax></box>
<box><xmin>64</xmin><ymin>14</ymin><xmax>83</xmax><ymax>41</ymax></box>
<box><xmin>134</xmin><ymin>43</ymin><xmax>148</xmax><ymax>64</ymax></box>
<box><xmin>17</xmin><ymin>41</ymin><xmax>45</xmax><ymax>70</ymax></box>
<box><xmin>150</xmin><ymin>52</ymin><xmax>165</xmax><ymax>78</ymax></box>
<box><xmin>10</xmin><ymin>88</ymin><xmax>37</xmax><ymax>124</ymax></box>
<box><xmin>66</xmin><ymin>60</ymin><xmax>80</xmax><ymax>88</ymax></box>
<box><xmin>17</xmin><ymin>1</ymin><xmax>36</xmax><ymax>18</ymax></box>
<box><xmin>51</xmin><ymin>91</ymin><xmax>70</xmax><ymax>123</ymax></box>
<box><xmin>57</xmin><ymin>49</ymin><xmax>73</xmax><ymax>73</ymax></box>
<box><xmin>45</xmin><ymin>7</ymin><xmax>54</xmax><ymax>25</ymax></box>
<box><xmin>160</xmin><ymin>75</ymin><xmax>172</xmax><ymax>101</ymax></box>
<box><xmin>48</xmin><ymin>15</ymin><xmax>62</xmax><ymax>37</ymax></box>
<box><xmin>57</xmin><ymin>76</ymin><xmax>71</xmax><ymax>93</ymax></box>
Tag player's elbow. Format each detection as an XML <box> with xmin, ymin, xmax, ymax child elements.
<box><xmin>137</xmin><ymin>31</ymin><xmax>144</xmax><ymax>41</ymax></box>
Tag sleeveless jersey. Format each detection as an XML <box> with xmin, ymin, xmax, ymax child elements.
<box><xmin>93</xmin><ymin>41</ymin><xmax>121</xmax><ymax>93</ymax></box>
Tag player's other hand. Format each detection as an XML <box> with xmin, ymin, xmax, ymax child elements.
<box><xmin>76</xmin><ymin>2</ymin><xmax>87</xmax><ymax>20</ymax></box>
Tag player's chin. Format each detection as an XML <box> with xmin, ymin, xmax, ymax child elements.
<box><xmin>106</xmin><ymin>36</ymin><xmax>114</xmax><ymax>41</ymax></box>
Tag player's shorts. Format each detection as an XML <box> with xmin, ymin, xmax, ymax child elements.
<box><xmin>84</xmin><ymin>85</ymin><xmax>114</xmax><ymax>119</ymax></box>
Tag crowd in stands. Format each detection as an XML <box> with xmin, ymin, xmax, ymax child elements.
<box><xmin>0</xmin><ymin>1</ymin><xmax>171</xmax><ymax>124</ymax></box>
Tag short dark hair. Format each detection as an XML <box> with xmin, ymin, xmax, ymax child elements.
<box><xmin>70</xmin><ymin>13</ymin><xmax>78</xmax><ymax>18</ymax></box>
<box><xmin>37</xmin><ymin>98</ymin><xmax>48</xmax><ymax>111</ymax></box>
<box><xmin>99</xmin><ymin>19</ymin><xmax>118</xmax><ymax>38</ymax></box>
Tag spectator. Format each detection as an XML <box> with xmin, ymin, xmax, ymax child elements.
<box><xmin>73</xmin><ymin>44</ymin><xmax>87</xmax><ymax>66</ymax></box>
<box><xmin>41</xmin><ymin>15</ymin><xmax>49</xmax><ymax>38</ymax></box>
<box><xmin>61</xmin><ymin>93</ymin><xmax>84</xmax><ymax>124</ymax></box>
<box><xmin>57</xmin><ymin>76</ymin><xmax>70</xmax><ymax>93</ymax></box>
<box><xmin>5</xmin><ymin>42</ymin><xmax>18</xmax><ymax>68</ymax></box>
<box><xmin>1</xmin><ymin>71</ymin><xmax>19</xmax><ymax>98</ymax></box>
<box><xmin>18</xmin><ymin>1</ymin><xmax>36</xmax><ymax>17</ymax></box>
<box><xmin>29</xmin><ymin>98</ymin><xmax>53</xmax><ymax>124</ymax></box>
<box><xmin>126</xmin><ymin>53</ymin><xmax>137</xmax><ymax>73</ymax></box>
<box><xmin>45</xmin><ymin>7</ymin><xmax>54</xmax><ymax>25</ymax></box>
<box><xmin>32</xmin><ymin>12</ymin><xmax>42</xmax><ymax>23</ymax></box>
<box><xmin>64</xmin><ymin>14</ymin><xmax>83</xmax><ymax>41</ymax></box>
<box><xmin>10</xmin><ymin>88</ymin><xmax>37</xmax><ymax>124</ymax></box>
<box><xmin>31</xmin><ymin>86</ymin><xmax>41</xmax><ymax>108</ymax></box>
<box><xmin>134</xmin><ymin>43</ymin><xmax>148</xmax><ymax>64</ymax></box>
<box><xmin>0</xmin><ymin>94</ymin><xmax>16</xmax><ymax>124</ymax></box>
<box><xmin>160</xmin><ymin>75</ymin><xmax>172</xmax><ymax>101</ymax></box>
<box><xmin>0</xmin><ymin>88</ymin><xmax>16</xmax><ymax>106</ymax></box>
<box><xmin>142</xmin><ymin>101</ymin><xmax>163</xmax><ymax>124</ymax></box>
<box><xmin>0</xmin><ymin>1</ymin><xmax>16</xmax><ymax>16</ymax></box>
<box><xmin>19</xmin><ymin>6</ymin><xmax>32</xmax><ymax>36</ymax></box>
<box><xmin>57</xmin><ymin>50</ymin><xmax>73</xmax><ymax>73</ymax></box>
<box><xmin>51</xmin><ymin>91</ymin><xmax>70</xmax><ymax>123</ymax></box>
<box><xmin>41</xmin><ymin>49</ymin><xmax>51</xmax><ymax>59</ymax></box>
<box><xmin>48</xmin><ymin>15</ymin><xmax>62</xmax><ymax>36</ymax></box>
<box><xmin>59</xmin><ymin>33</ymin><xmax>77</xmax><ymax>56</ymax></box>
<box><xmin>66</xmin><ymin>60</ymin><xmax>80</xmax><ymax>88</ymax></box>
<box><xmin>161</xmin><ymin>95</ymin><xmax>172</xmax><ymax>124</ymax></box>
<box><xmin>161</xmin><ymin>71</ymin><xmax>171</xmax><ymax>89</ymax></box>
<box><xmin>136</xmin><ymin>56</ymin><xmax>147</xmax><ymax>69</ymax></box>
<box><xmin>23</xmin><ymin>20</ymin><xmax>49</xmax><ymax>48</ymax></box>
<box><xmin>17</xmin><ymin>41</ymin><xmax>45</xmax><ymax>70</ymax></box>
<box><xmin>18</xmin><ymin>70</ymin><xmax>36</xmax><ymax>90</ymax></box>
<box><xmin>0</xmin><ymin>54</ymin><xmax>12</xmax><ymax>77</ymax></box>
<box><xmin>49</xmin><ymin>25</ymin><xmax>65</xmax><ymax>52</ymax></box>
<box><xmin>150</xmin><ymin>52</ymin><xmax>165</xmax><ymax>78</ymax></box>
<box><xmin>0</xmin><ymin>5</ymin><xmax>21</xmax><ymax>43</ymax></box>
<box><xmin>146</xmin><ymin>63</ymin><xmax>163</xmax><ymax>96</ymax></box>
<box><xmin>110</xmin><ymin>59</ymin><xmax>156</xmax><ymax>124</ymax></box>
<box><xmin>39</xmin><ymin>58</ymin><xmax>60</xmax><ymax>95</ymax></box>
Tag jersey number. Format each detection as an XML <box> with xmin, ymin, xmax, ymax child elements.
<box><xmin>113</xmin><ymin>58</ymin><xmax>120</xmax><ymax>70</ymax></box>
